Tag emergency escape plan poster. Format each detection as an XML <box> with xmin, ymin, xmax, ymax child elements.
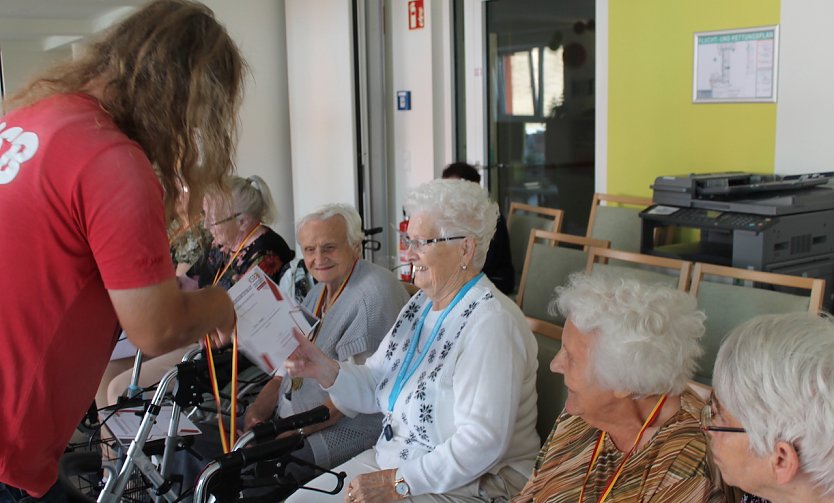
<box><xmin>693</xmin><ymin>26</ymin><xmax>778</xmax><ymax>103</ymax></box>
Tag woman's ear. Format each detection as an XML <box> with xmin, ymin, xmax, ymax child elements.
<box><xmin>771</xmin><ymin>441</ymin><xmax>801</xmax><ymax>486</ymax></box>
<box><xmin>460</xmin><ymin>236</ymin><xmax>476</xmax><ymax>264</ymax></box>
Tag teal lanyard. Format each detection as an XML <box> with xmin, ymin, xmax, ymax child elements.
<box><xmin>386</xmin><ymin>273</ymin><xmax>483</xmax><ymax>413</ymax></box>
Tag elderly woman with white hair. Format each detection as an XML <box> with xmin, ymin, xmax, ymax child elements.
<box><xmin>240</xmin><ymin>203</ymin><xmax>411</xmax><ymax>484</ymax></box>
<box><xmin>285</xmin><ymin>179</ymin><xmax>540</xmax><ymax>502</ymax></box>
<box><xmin>513</xmin><ymin>273</ymin><xmax>725</xmax><ymax>503</ymax></box>
<box><xmin>706</xmin><ymin>312</ymin><xmax>834</xmax><ymax>503</ymax></box>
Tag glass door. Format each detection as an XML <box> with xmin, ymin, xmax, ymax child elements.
<box><xmin>485</xmin><ymin>0</ymin><xmax>596</xmax><ymax>234</ymax></box>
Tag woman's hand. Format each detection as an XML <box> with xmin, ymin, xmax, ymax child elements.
<box><xmin>344</xmin><ymin>469</ymin><xmax>402</xmax><ymax>503</ymax></box>
<box><xmin>243</xmin><ymin>376</ymin><xmax>283</xmax><ymax>431</ymax></box>
<box><xmin>285</xmin><ymin>329</ymin><xmax>341</xmax><ymax>388</ymax></box>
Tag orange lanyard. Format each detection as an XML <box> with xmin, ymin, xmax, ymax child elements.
<box><xmin>204</xmin><ymin>224</ymin><xmax>262</xmax><ymax>453</ymax></box>
<box><xmin>310</xmin><ymin>258</ymin><xmax>358</xmax><ymax>342</ymax></box>
<box><xmin>578</xmin><ymin>394</ymin><xmax>668</xmax><ymax>503</ymax></box>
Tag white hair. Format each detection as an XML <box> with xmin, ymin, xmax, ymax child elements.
<box><xmin>229</xmin><ymin>175</ymin><xmax>276</xmax><ymax>224</ymax></box>
<box><xmin>552</xmin><ymin>273</ymin><xmax>705</xmax><ymax>396</ymax></box>
<box><xmin>714</xmin><ymin>312</ymin><xmax>834</xmax><ymax>496</ymax></box>
<box><xmin>295</xmin><ymin>203</ymin><xmax>364</xmax><ymax>250</ymax></box>
<box><xmin>404</xmin><ymin>178</ymin><xmax>498</xmax><ymax>270</ymax></box>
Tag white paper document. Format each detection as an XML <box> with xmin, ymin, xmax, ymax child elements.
<box><xmin>102</xmin><ymin>405</ymin><xmax>201</xmax><ymax>441</ymax></box>
<box><xmin>227</xmin><ymin>265</ymin><xmax>317</xmax><ymax>376</ymax></box>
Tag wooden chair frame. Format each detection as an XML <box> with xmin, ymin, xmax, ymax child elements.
<box><xmin>507</xmin><ymin>202</ymin><xmax>564</xmax><ymax>233</ymax></box>
<box><xmin>527</xmin><ymin>318</ymin><xmax>564</xmax><ymax>341</ymax></box>
<box><xmin>689</xmin><ymin>262</ymin><xmax>825</xmax><ymax>311</ymax></box>
<box><xmin>586</xmin><ymin>247</ymin><xmax>693</xmax><ymax>291</ymax></box>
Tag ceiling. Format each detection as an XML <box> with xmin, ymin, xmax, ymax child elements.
<box><xmin>0</xmin><ymin>0</ymin><xmax>145</xmax><ymax>50</ymax></box>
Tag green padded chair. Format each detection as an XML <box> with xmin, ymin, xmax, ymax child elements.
<box><xmin>586</xmin><ymin>193</ymin><xmax>652</xmax><ymax>253</ymax></box>
<box><xmin>516</xmin><ymin>230</ymin><xmax>610</xmax><ymax>327</ymax></box>
<box><xmin>533</xmin><ymin>332</ymin><xmax>566</xmax><ymax>444</ymax></box>
<box><xmin>688</xmin><ymin>262</ymin><xmax>825</xmax><ymax>385</ymax></box>
<box><xmin>507</xmin><ymin>203</ymin><xmax>564</xmax><ymax>293</ymax></box>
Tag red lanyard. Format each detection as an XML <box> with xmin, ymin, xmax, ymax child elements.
<box><xmin>310</xmin><ymin>258</ymin><xmax>358</xmax><ymax>340</ymax></box>
<box><xmin>204</xmin><ymin>224</ymin><xmax>262</xmax><ymax>453</ymax></box>
<box><xmin>578</xmin><ymin>394</ymin><xmax>668</xmax><ymax>503</ymax></box>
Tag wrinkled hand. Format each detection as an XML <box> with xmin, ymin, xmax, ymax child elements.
<box><xmin>285</xmin><ymin>329</ymin><xmax>340</xmax><ymax>388</ymax></box>
<box><xmin>345</xmin><ymin>469</ymin><xmax>401</xmax><ymax>503</ymax></box>
<box><xmin>201</xmin><ymin>307</ymin><xmax>235</xmax><ymax>350</ymax></box>
<box><xmin>244</xmin><ymin>377</ymin><xmax>283</xmax><ymax>432</ymax></box>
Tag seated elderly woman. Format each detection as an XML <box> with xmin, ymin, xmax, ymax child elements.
<box><xmin>103</xmin><ymin>175</ymin><xmax>294</xmax><ymax>405</ymax></box>
<box><xmin>237</xmin><ymin>203</ymin><xmax>412</xmax><ymax>483</ymax></box>
<box><xmin>707</xmin><ymin>312</ymin><xmax>834</xmax><ymax>503</ymax></box>
<box><xmin>513</xmin><ymin>273</ymin><xmax>725</xmax><ymax>503</ymax></box>
<box><xmin>284</xmin><ymin>179</ymin><xmax>540</xmax><ymax>502</ymax></box>
<box><xmin>188</xmin><ymin>174</ymin><xmax>294</xmax><ymax>289</ymax></box>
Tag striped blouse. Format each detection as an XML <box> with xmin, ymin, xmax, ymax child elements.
<box><xmin>512</xmin><ymin>390</ymin><xmax>726</xmax><ymax>503</ymax></box>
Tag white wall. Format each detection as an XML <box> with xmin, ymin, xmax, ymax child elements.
<box><xmin>774</xmin><ymin>0</ymin><xmax>834</xmax><ymax>176</ymax></box>
<box><xmin>462</xmin><ymin>0</ymin><xmax>486</xmax><ymax>167</ymax></box>
<box><xmin>205</xmin><ymin>0</ymin><xmax>296</xmax><ymax>243</ymax></box>
<box><xmin>285</xmin><ymin>0</ymin><xmax>358</xmax><ymax>228</ymax></box>
<box><xmin>388</xmin><ymin>0</ymin><xmax>453</xmax><ymax>222</ymax></box>
<box><xmin>1</xmin><ymin>43</ymin><xmax>70</xmax><ymax>98</ymax></box>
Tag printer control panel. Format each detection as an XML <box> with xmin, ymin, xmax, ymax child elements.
<box><xmin>641</xmin><ymin>206</ymin><xmax>776</xmax><ymax>231</ymax></box>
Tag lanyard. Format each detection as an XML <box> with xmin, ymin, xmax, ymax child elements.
<box><xmin>386</xmin><ymin>273</ymin><xmax>483</xmax><ymax>414</ymax></box>
<box><xmin>287</xmin><ymin>258</ymin><xmax>360</xmax><ymax>398</ymax></box>
<box><xmin>578</xmin><ymin>394</ymin><xmax>668</xmax><ymax>503</ymax></box>
<box><xmin>204</xmin><ymin>223</ymin><xmax>262</xmax><ymax>453</ymax></box>
<box><xmin>311</xmin><ymin>258</ymin><xmax>359</xmax><ymax>341</ymax></box>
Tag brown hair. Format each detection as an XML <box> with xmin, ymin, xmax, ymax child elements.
<box><xmin>6</xmin><ymin>0</ymin><xmax>247</xmax><ymax>226</ymax></box>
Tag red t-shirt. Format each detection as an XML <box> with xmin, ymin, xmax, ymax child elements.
<box><xmin>0</xmin><ymin>94</ymin><xmax>174</xmax><ymax>496</ymax></box>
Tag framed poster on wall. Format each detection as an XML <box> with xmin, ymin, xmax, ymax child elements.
<box><xmin>693</xmin><ymin>26</ymin><xmax>779</xmax><ymax>103</ymax></box>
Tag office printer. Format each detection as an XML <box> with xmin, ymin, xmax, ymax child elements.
<box><xmin>640</xmin><ymin>172</ymin><xmax>834</xmax><ymax>298</ymax></box>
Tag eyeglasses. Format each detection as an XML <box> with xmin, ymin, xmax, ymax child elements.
<box><xmin>700</xmin><ymin>393</ymin><xmax>746</xmax><ymax>433</ymax></box>
<box><xmin>205</xmin><ymin>212</ymin><xmax>241</xmax><ymax>227</ymax></box>
<box><xmin>400</xmin><ymin>235</ymin><xmax>466</xmax><ymax>252</ymax></box>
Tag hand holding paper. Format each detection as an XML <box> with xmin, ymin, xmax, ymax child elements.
<box><xmin>285</xmin><ymin>329</ymin><xmax>341</xmax><ymax>389</ymax></box>
<box><xmin>227</xmin><ymin>266</ymin><xmax>316</xmax><ymax>375</ymax></box>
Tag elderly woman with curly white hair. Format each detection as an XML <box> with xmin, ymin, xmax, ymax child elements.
<box><xmin>285</xmin><ymin>178</ymin><xmax>540</xmax><ymax>502</ymax></box>
<box><xmin>513</xmin><ymin>273</ymin><xmax>725</xmax><ymax>503</ymax></box>
<box><xmin>706</xmin><ymin>312</ymin><xmax>834</xmax><ymax>503</ymax></box>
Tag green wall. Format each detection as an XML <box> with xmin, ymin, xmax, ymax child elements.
<box><xmin>607</xmin><ymin>0</ymin><xmax>780</xmax><ymax>197</ymax></box>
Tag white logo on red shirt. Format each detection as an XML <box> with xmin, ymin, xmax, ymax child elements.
<box><xmin>0</xmin><ymin>121</ymin><xmax>40</xmax><ymax>184</ymax></box>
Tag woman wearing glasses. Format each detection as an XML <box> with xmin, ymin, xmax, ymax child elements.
<box><xmin>190</xmin><ymin>175</ymin><xmax>294</xmax><ymax>289</ymax></box>
<box><xmin>103</xmin><ymin>175</ymin><xmax>294</xmax><ymax>405</ymax></box>
<box><xmin>285</xmin><ymin>179</ymin><xmax>540</xmax><ymax>502</ymax></box>
<box><xmin>707</xmin><ymin>312</ymin><xmax>834</xmax><ymax>503</ymax></box>
<box><xmin>513</xmin><ymin>273</ymin><xmax>725</xmax><ymax>503</ymax></box>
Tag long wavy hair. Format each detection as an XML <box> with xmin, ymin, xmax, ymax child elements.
<box><xmin>5</xmin><ymin>0</ymin><xmax>247</xmax><ymax>226</ymax></box>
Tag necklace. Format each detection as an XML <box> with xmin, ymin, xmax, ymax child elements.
<box><xmin>577</xmin><ymin>394</ymin><xmax>668</xmax><ymax>503</ymax></box>
<box><xmin>204</xmin><ymin>223</ymin><xmax>263</xmax><ymax>453</ymax></box>
<box><xmin>212</xmin><ymin>224</ymin><xmax>263</xmax><ymax>285</ymax></box>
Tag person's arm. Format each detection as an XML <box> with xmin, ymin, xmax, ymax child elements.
<box><xmin>244</xmin><ymin>376</ymin><xmax>284</xmax><ymax>431</ymax></box>
<box><xmin>109</xmin><ymin>277</ymin><xmax>235</xmax><ymax>356</ymax></box>
<box><xmin>296</xmin><ymin>397</ymin><xmax>344</xmax><ymax>436</ymax></box>
<box><xmin>286</xmin><ymin>329</ymin><xmax>389</xmax><ymax>417</ymax></box>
